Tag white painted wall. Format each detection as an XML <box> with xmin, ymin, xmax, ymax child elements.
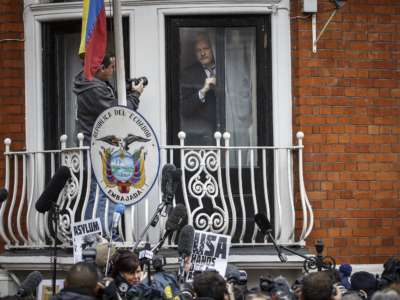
<box><xmin>23</xmin><ymin>0</ymin><xmax>294</xmax><ymax>241</ymax></box>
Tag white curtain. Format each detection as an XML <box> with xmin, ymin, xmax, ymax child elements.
<box><xmin>225</xmin><ymin>28</ymin><xmax>257</xmax><ymax>165</ymax></box>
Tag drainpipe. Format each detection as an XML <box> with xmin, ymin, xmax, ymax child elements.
<box><xmin>112</xmin><ymin>0</ymin><xmax>127</xmax><ymax>106</ymax></box>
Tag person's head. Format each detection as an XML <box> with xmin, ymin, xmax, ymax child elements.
<box><xmin>111</xmin><ymin>250</ymin><xmax>141</xmax><ymax>285</ymax></box>
<box><xmin>350</xmin><ymin>271</ymin><xmax>378</xmax><ymax>299</ymax></box>
<box><xmin>371</xmin><ymin>290</ymin><xmax>400</xmax><ymax>300</ymax></box>
<box><xmin>193</xmin><ymin>271</ymin><xmax>227</xmax><ymax>300</ymax></box>
<box><xmin>301</xmin><ymin>271</ymin><xmax>336</xmax><ymax>300</ymax></box>
<box><xmin>194</xmin><ymin>34</ymin><xmax>215</xmax><ymax>68</ymax></box>
<box><xmin>325</xmin><ymin>269</ymin><xmax>342</xmax><ymax>284</ymax></box>
<box><xmin>64</xmin><ymin>262</ymin><xmax>100</xmax><ymax>295</ymax></box>
<box><xmin>95</xmin><ymin>54</ymin><xmax>115</xmax><ymax>81</ymax></box>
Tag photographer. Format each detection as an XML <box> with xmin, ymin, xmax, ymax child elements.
<box><xmin>73</xmin><ymin>53</ymin><xmax>146</xmax><ymax>233</ymax></box>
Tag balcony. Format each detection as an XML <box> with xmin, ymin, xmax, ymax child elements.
<box><xmin>0</xmin><ymin>131</ymin><xmax>313</xmax><ymax>272</ymax></box>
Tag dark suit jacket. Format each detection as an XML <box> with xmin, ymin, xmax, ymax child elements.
<box><xmin>180</xmin><ymin>63</ymin><xmax>217</xmax><ymax>146</ymax></box>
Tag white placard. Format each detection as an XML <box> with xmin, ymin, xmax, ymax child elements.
<box><xmin>186</xmin><ymin>230</ymin><xmax>231</xmax><ymax>281</ymax></box>
<box><xmin>72</xmin><ymin>218</ymin><xmax>103</xmax><ymax>263</ymax></box>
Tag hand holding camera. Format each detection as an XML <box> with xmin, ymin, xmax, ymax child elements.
<box><xmin>127</xmin><ymin>76</ymin><xmax>148</xmax><ymax>95</ymax></box>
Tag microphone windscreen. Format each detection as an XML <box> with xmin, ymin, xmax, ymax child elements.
<box><xmin>115</xmin><ymin>203</ymin><xmax>125</xmax><ymax>215</ymax></box>
<box><xmin>161</xmin><ymin>164</ymin><xmax>176</xmax><ymax>195</ymax></box>
<box><xmin>0</xmin><ymin>188</ymin><xmax>8</xmax><ymax>203</ymax></box>
<box><xmin>254</xmin><ymin>213</ymin><xmax>272</xmax><ymax>235</ymax></box>
<box><xmin>166</xmin><ymin>204</ymin><xmax>187</xmax><ymax>232</ymax></box>
<box><xmin>178</xmin><ymin>224</ymin><xmax>194</xmax><ymax>256</ymax></box>
<box><xmin>35</xmin><ymin>166</ymin><xmax>71</xmax><ymax>213</ymax></box>
<box><xmin>18</xmin><ymin>271</ymin><xmax>43</xmax><ymax>296</ymax></box>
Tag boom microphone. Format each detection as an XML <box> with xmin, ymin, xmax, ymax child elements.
<box><xmin>152</xmin><ymin>204</ymin><xmax>187</xmax><ymax>253</ymax></box>
<box><xmin>16</xmin><ymin>271</ymin><xmax>43</xmax><ymax>297</ymax></box>
<box><xmin>177</xmin><ymin>224</ymin><xmax>195</xmax><ymax>283</ymax></box>
<box><xmin>254</xmin><ymin>212</ymin><xmax>272</xmax><ymax>235</ymax></box>
<box><xmin>254</xmin><ymin>213</ymin><xmax>287</xmax><ymax>263</ymax></box>
<box><xmin>35</xmin><ymin>166</ymin><xmax>71</xmax><ymax>213</ymax></box>
<box><xmin>166</xmin><ymin>204</ymin><xmax>187</xmax><ymax>233</ymax></box>
<box><xmin>0</xmin><ymin>188</ymin><xmax>8</xmax><ymax>203</ymax></box>
<box><xmin>161</xmin><ymin>164</ymin><xmax>182</xmax><ymax>203</ymax></box>
<box><xmin>178</xmin><ymin>224</ymin><xmax>194</xmax><ymax>257</ymax></box>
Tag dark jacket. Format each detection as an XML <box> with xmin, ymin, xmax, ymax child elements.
<box><xmin>50</xmin><ymin>287</ymin><xmax>97</xmax><ymax>300</ymax></box>
<box><xmin>180</xmin><ymin>63</ymin><xmax>217</xmax><ymax>146</ymax></box>
<box><xmin>73</xmin><ymin>71</ymin><xmax>140</xmax><ymax>145</ymax></box>
<box><xmin>102</xmin><ymin>274</ymin><xmax>162</xmax><ymax>300</ymax></box>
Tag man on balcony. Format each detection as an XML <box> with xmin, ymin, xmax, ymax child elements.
<box><xmin>73</xmin><ymin>54</ymin><xmax>146</xmax><ymax>234</ymax></box>
<box><xmin>180</xmin><ymin>33</ymin><xmax>217</xmax><ymax>146</ymax></box>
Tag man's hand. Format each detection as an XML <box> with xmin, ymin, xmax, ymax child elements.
<box><xmin>131</xmin><ymin>79</ymin><xmax>145</xmax><ymax>95</ymax></box>
<box><xmin>200</xmin><ymin>77</ymin><xmax>216</xmax><ymax>95</ymax></box>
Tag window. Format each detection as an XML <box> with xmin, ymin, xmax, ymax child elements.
<box><xmin>166</xmin><ymin>15</ymin><xmax>275</xmax><ymax>242</ymax></box>
<box><xmin>166</xmin><ymin>15</ymin><xmax>273</xmax><ymax>149</ymax></box>
<box><xmin>42</xmin><ymin>18</ymin><xmax>130</xmax><ymax>149</ymax></box>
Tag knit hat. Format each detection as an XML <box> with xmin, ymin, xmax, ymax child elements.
<box><xmin>339</xmin><ymin>264</ymin><xmax>352</xmax><ymax>277</ymax></box>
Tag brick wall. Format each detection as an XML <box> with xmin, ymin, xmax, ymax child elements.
<box><xmin>291</xmin><ymin>0</ymin><xmax>400</xmax><ymax>264</ymax></box>
<box><xmin>0</xmin><ymin>0</ymin><xmax>25</xmax><ymax>186</ymax></box>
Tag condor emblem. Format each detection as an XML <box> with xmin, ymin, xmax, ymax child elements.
<box><xmin>90</xmin><ymin>106</ymin><xmax>160</xmax><ymax>205</ymax></box>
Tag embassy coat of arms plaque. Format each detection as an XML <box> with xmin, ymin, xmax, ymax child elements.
<box><xmin>90</xmin><ymin>106</ymin><xmax>160</xmax><ymax>205</ymax></box>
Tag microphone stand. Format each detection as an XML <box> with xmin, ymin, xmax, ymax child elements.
<box><xmin>133</xmin><ymin>194</ymin><xmax>173</xmax><ymax>250</ymax></box>
<box><xmin>105</xmin><ymin>226</ymin><xmax>115</xmax><ymax>276</ymax></box>
<box><xmin>50</xmin><ymin>203</ymin><xmax>60</xmax><ymax>296</ymax></box>
<box><xmin>264</xmin><ymin>231</ymin><xmax>336</xmax><ymax>272</ymax></box>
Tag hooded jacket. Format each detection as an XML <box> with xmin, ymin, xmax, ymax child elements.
<box><xmin>73</xmin><ymin>71</ymin><xmax>140</xmax><ymax>145</ymax></box>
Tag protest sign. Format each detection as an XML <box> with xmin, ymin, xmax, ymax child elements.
<box><xmin>186</xmin><ymin>230</ymin><xmax>231</xmax><ymax>281</ymax></box>
<box><xmin>72</xmin><ymin>218</ymin><xmax>103</xmax><ymax>263</ymax></box>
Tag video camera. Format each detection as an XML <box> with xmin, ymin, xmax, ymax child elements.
<box><xmin>259</xmin><ymin>276</ymin><xmax>295</xmax><ymax>300</ymax></box>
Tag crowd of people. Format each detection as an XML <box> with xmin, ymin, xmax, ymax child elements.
<box><xmin>41</xmin><ymin>251</ymin><xmax>400</xmax><ymax>300</ymax></box>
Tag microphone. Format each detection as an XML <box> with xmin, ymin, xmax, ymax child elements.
<box><xmin>161</xmin><ymin>164</ymin><xmax>182</xmax><ymax>205</ymax></box>
<box><xmin>35</xmin><ymin>166</ymin><xmax>71</xmax><ymax>213</ymax></box>
<box><xmin>111</xmin><ymin>203</ymin><xmax>125</xmax><ymax>231</ymax></box>
<box><xmin>152</xmin><ymin>204</ymin><xmax>187</xmax><ymax>253</ymax></box>
<box><xmin>15</xmin><ymin>271</ymin><xmax>43</xmax><ymax>297</ymax></box>
<box><xmin>166</xmin><ymin>204</ymin><xmax>187</xmax><ymax>233</ymax></box>
<box><xmin>0</xmin><ymin>188</ymin><xmax>8</xmax><ymax>203</ymax></box>
<box><xmin>254</xmin><ymin>213</ymin><xmax>287</xmax><ymax>263</ymax></box>
<box><xmin>177</xmin><ymin>224</ymin><xmax>195</xmax><ymax>283</ymax></box>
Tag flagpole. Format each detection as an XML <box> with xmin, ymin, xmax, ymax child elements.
<box><xmin>112</xmin><ymin>0</ymin><xmax>127</xmax><ymax>106</ymax></box>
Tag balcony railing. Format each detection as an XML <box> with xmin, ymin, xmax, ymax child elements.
<box><xmin>0</xmin><ymin>131</ymin><xmax>313</xmax><ymax>250</ymax></box>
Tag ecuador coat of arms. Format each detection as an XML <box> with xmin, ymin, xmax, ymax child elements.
<box><xmin>90</xmin><ymin>106</ymin><xmax>160</xmax><ymax>205</ymax></box>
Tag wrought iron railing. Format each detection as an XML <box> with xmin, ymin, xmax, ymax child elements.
<box><xmin>0</xmin><ymin>131</ymin><xmax>313</xmax><ymax>249</ymax></box>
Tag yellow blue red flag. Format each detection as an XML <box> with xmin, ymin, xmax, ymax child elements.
<box><xmin>79</xmin><ymin>0</ymin><xmax>107</xmax><ymax>80</ymax></box>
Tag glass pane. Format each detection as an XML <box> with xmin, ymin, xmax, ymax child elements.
<box><xmin>178</xmin><ymin>27</ymin><xmax>257</xmax><ymax>151</ymax></box>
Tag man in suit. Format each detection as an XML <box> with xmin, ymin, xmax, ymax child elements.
<box><xmin>180</xmin><ymin>34</ymin><xmax>217</xmax><ymax>146</ymax></box>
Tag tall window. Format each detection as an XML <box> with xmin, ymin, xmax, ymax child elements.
<box><xmin>166</xmin><ymin>15</ymin><xmax>274</xmax><ymax>242</ymax></box>
<box><xmin>166</xmin><ymin>15</ymin><xmax>273</xmax><ymax>150</ymax></box>
<box><xmin>42</xmin><ymin>19</ymin><xmax>130</xmax><ymax>149</ymax></box>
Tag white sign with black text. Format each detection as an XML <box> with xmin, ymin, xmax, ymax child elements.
<box><xmin>186</xmin><ymin>230</ymin><xmax>231</xmax><ymax>281</ymax></box>
<box><xmin>72</xmin><ymin>218</ymin><xmax>103</xmax><ymax>263</ymax></box>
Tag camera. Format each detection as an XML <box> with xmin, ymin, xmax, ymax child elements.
<box><xmin>127</xmin><ymin>76</ymin><xmax>148</xmax><ymax>90</ymax></box>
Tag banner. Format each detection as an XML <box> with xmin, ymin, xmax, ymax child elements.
<box><xmin>72</xmin><ymin>218</ymin><xmax>103</xmax><ymax>263</ymax></box>
<box><xmin>90</xmin><ymin>106</ymin><xmax>160</xmax><ymax>205</ymax></box>
<box><xmin>187</xmin><ymin>230</ymin><xmax>231</xmax><ymax>281</ymax></box>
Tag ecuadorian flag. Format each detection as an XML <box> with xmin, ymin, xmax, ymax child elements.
<box><xmin>79</xmin><ymin>0</ymin><xmax>107</xmax><ymax>80</ymax></box>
